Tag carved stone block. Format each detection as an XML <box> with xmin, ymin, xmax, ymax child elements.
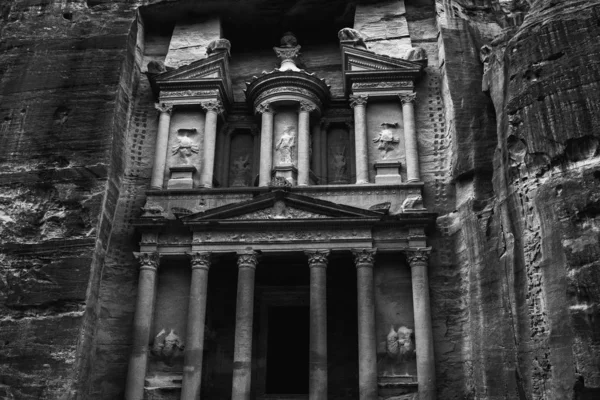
<box><xmin>374</xmin><ymin>161</ymin><xmax>402</xmax><ymax>184</ymax></box>
<box><xmin>168</xmin><ymin>166</ymin><xmax>197</xmax><ymax>189</ymax></box>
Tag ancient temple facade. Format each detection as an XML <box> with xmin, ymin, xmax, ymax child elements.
<box><xmin>127</xmin><ymin>4</ymin><xmax>436</xmax><ymax>400</ymax></box>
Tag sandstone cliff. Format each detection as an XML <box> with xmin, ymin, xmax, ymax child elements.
<box><xmin>0</xmin><ymin>0</ymin><xmax>599</xmax><ymax>399</ymax></box>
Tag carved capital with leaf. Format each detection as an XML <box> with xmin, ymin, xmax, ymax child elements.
<box><xmin>188</xmin><ymin>252</ymin><xmax>211</xmax><ymax>271</ymax></box>
<box><xmin>237</xmin><ymin>250</ymin><xmax>259</xmax><ymax>269</ymax></box>
<box><xmin>405</xmin><ymin>247</ymin><xmax>431</xmax><ymax>268</ymax></box>
<box><xmin>155</xmin><ymin>103</ymin><xmax>173</xmax><ymax>115</ymax></box>
<box><xmin>399</xmin><ymin>93</ymin><xmax>417</xmax><ymax>105</ymax></box>
<box><xmin>305</xmin><ymin>250</ymin><xmax>330</xmax><ymax>268</ymax></box>
<box><xmin>201</xmin><ymin>100</ymin><xmax>224</xmax><ymax>114</ymax></box>
<box><xmin>256</xmin><ymin>103</ymin><xmax>273</xmax><ymax>115</ymax></box>
<box><xmin>133</xmin><ymin>252</ymin><xmax>160</xmax><ymax>271</ymax></box>
<box><xmin>349</xmin><ymin>94</ymin><xmax>368</xmax><ymax>108</ymax></box>
<box><xmin>299</xmin><ymin>101</ymin><xmax>317</xmax><ymax>113</ymax></box>
<box><xmin>352</xmin><ymin>248</ymin><xmax>377</xmax><ymax>269</ymax></box>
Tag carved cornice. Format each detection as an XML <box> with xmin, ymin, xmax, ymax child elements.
<box><xmin>349</xmin><ymin>94</ymin><xmax>368</xmax><ymax>108</ymax></box>
<box><xmin>299</xmin><ymin>101</ymin><xmax>317</xmax><ymax>113</ymax></box>
<box><xmin>405</xmin><ymin>247</ymin><xmax>431</xmax><ymax>268</ymax></box>
<box><xmin>352</xmin><ymin>248</ymin><xmax>377</xmax><ymax>268</ymax></box>
<box><xmin>399</xmin><ymin>93</ymin><xmax>417</xmax><ymax>105</ymax></box>
<box><xmin>256</xmin><ymin>103</ymin><xmax>273</xmax><ymax>115</ymax></box>
<box><xmin>133</xmin><ymin>252</ymin><xmax>160</xmax><ymax>271</ymax></box>
<box><xmin>305</xmin><ymin>250</ymin><xmax>330</xmax><ymax>268</ymax></box>
<box><xmin>188</xmin><ymin>252</ymin><xmax>211</xmax><ymax>271</ymax></box>
<box><xmin>237</xmin><ymin>250</ymin><xmax>259</xmax><ymax>269</ymax></box>
<box><xmin>155</xmin><ymin>103</ymin><xmax>173</xmax><ymax>114</ymax></box>
<box><xmin>201</xmin><ymin>100</ymin><xmax>224</xmax><ymax>114</ymax></box>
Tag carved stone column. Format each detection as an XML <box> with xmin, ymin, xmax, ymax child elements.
<box><xmin>306</xmin><ymin>250</ymin><xmax>330</xmax><ymax>400</ymax></box>
<box><xmin>298</xmin><ymin>102</ymin><xmax>315</xmax><ymax>186</ymax></box>
<box><xmin>311</xmin><ymin>123</ymin><xmax>322</xmax><ymax>181</ymax></box>
<box><xmin>399</xmin><ymin>93</ymin><xmax>420</xmax><ymax>182</ymax></box>
<box><xmin>257</xmin><ymin>103</ymin><xmax>274</xmax><ymax>186</ymax></box>
<box><xmin>350</xmin><ymin>95</ymin><xmax>369</xmax><ymax>184</ymax></box>
<box><xmin>406</xmin><ymin>248</ymin><xmax>435</xmax><ymax>400</ymax></box>
<box><xmin>232</xmin><ymin>250</ymin><xmax>259</xmax><ymax>400</ymax></box>
<box><xmin>151</xmin><ymin>104</ymin><xmax>173</xmax><ymax>189</ymax></box>
<box><xmin>201</xmin><ymin>100</ymin><xmax>224</xmax><ymax>188</ymax></box>
<box><xmin>125</xmin><ymin>252</ymin><xmax>160</xmax><ymax>400</ymax></box>
<box><xmin>352</xmin><ymin>248</ymin><xmax>378</xmax><ymax>400</ymax></box>
<box><xmin>180</xmin><ymin>252</ymin><xmax>211</xmax><ymax>400</ymax></box>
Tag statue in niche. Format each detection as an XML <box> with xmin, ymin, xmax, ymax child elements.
<box><xmin>385</xmin><ymin>326</ymin><xmax>416</xmax><ymax>375</ymax></box>
<box><xmin>151</xmin><ymin>328</ymin><xmax>184</xmax><ymax>366</ymax></box>
<box><xmin>171</xmin><ymin>129</ymin><xmax>199</xmax><ymax>164</ymax></box>
<box><xmin>330</xmin><ymin>145</ymin><xmax>348</xmax><ymax>183</ymax></box>
<box><xmin>276</xmin><ymin>126</ymin><xmax>296</xmax><ymax>165</ymax></box>
<box><xmin>231</xmin><ymin>154</ymin><xmax>251</xmax><ymax>187</ymax></box>
<box><xmin>373</xmin><ymin>123</ymin><xmax>400</xmax><ymax>159</ymax></box>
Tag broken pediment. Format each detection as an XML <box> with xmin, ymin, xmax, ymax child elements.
<box><xmin>180</xmin><ymin>190</ymin><xmax>384</xmax><ymax>225</ymax></box>
<box><xmin>150</xmin><ymin>47</ymin><xmax>233</xmax><ymax>105</ymax></box>
<box><xmin>340</xmin><ymin>46</ymin><xmax>424</xmax><ymax>97</ymax></box>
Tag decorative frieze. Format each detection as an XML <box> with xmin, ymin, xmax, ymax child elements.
<box><xmin>161</xmin><ymin>90</ymin><xmax>219</xmax><ymax>99</ymax></box>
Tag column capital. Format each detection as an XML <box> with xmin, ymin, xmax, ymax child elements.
<box><xmin>155</xmin><ymin>103</ymin><xmax>173</xmax><ymax>114</ymax></box>
<box><xmin>256</xmin><ymin>102</ymin><xmax>273</xmax><ymax>114</ymax></box>
<box><xmin>299</xmin><ymin>101</ymin><xmax>317</xmax><ymax>113</ymax></box>
<box><xmin>237</xmin><ymin>250</ymin><xmax>259</xmax><ymax>269</ymax></box>
<box><xmin>201</xmin><ymin>100</ymin><xmax>224</xmax><ymax>114</ymax></box>
<box><xmin>349</xmin><ymin>94</ymin><xmax>368</xmax><ymax>108</ymax></box>
<box><xmin>188</xmin><ymin>252</ymin><xmax>211</xmax><ymax>271</ymax></box>
<box><xmin>352</xmin><ymin>248</ymin><xmax>377</xmax><ymax>268</ymax></box>
<box><xmin>405</xmin><ymin>247</ymin><xmax>431</xmax><ymax>268</ymax></box>
<box><xmin>133</xmin><ymin>251</ymin><xmax>160</xmax><ymax>271</ymax></box>
<box><xmin>399</xmin><ymin>93</ymin><xmax>417</xmax><ymax>105</ymax></box>
<box><xmin>305</xmin><ymin>249</ymin><xmax>330</xmax><ymax>268</ymax></box>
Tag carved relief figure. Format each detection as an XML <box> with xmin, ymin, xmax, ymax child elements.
<box><xmin>385</xmin><ymin>326</ymin><xmax>416</xmax><ymax>376</ymax></box>
<box><xmin>231</xmin><ymin>154</ymin><xmax>251</xmax><ymax>187</ymax></box>
<box><xmin>151</xmin><ymin>328</ymin><xmax>184</xmax><ymax>366</ymax></box>
<box><xmin>276</xmin><ymin>126</ymin><xmax>296</xmax><ymax>165</ymax></box>
<box><xmin>171</xmin><ymin>129</ymin><xmax>199</xmax><ymax>164</ymax></box>
<box><xmin>373</xmin><ymin>123</ymin><xmax>399</xmax><ymax>159</ymax></box>
<box><xmin>330</xmin><ymin>146</ymin><xmax>348</xmax><ymax>183</ymax></box>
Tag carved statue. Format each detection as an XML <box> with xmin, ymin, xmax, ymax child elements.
<box><xmin>373</xmin><ymin>123</ymin><xmax>399</xmax><ymax>159</ymax></box>
<box><xmin>231</xmin><ymin>154</ymin><xmax>251</xmax><ymax>186</ymax></box>
<box><xmin>151</xmin><ymin>328</ymin><xmax>184</xmax><ymax>365</ymax></box>
<box><xmin>386</xmin><ymin>326</ymin><xmax>416</xmax><ymax>365</ymax></box>
<box><xmin>280</xmin><ymin>31</ymin><xmax>298</xmax><ymax>48</ymax></box>
<box><xmin>171</xmin><ymin>129</ymin><xmax>199</xmax><ymax>164</ymax></box>
<box><xmin>338</xmin><ymin>27</ymin><xmax>367</xmax><ymax>50</ymax></box>
<box><xmin>330</xmin><ymin>145</ymin><xmax>348</xmax><ymax>183</ymax></box>
<box><xmin>276</xmin><ymin>126</ymin><xmax>296</xmax><ymax>165</ymax></box>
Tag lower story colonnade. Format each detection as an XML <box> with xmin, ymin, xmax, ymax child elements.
<box><xmin>124</xmin><ymin>247</ymin><xmax>435</xmax><ymax>400</ymax></box>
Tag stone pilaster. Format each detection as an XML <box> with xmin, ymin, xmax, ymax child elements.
<box><xmin>350</xmin><ymin>95</ymin><xmax>369</xmax><ymax>184</ymax></box>
<box><xmin>399</xmin><ymin>93</ymin><xmax>420</xmax><ymax>182</ymax></box>
<box><xmin>180</xmin><ymin>252</ymin><xmax>211</xmax><ymax>400</ymax></box>
<box><xmin>232</xmin><ymin>251</ymin><xmax>259</xmax><ymax>400</ymax></box>
<box><xmin>257</xmin><ymin>103</ymin><xmax>274</xmax><ymax>187</ymax></box>
<box><xmin>306</xmin><ymin>250</ymin><xmax>330</xmax><ymax>400</ymax></box>
<box><xmin>352</xmin><ymin>248</ymin><xmax>378</xmax><ymax>400</ymax></box>
<box><xmin>125</xmin><ymin>252</ymin><xmax>160</xmax><ymax>400</ymax></box>
<box><xmin>298</xmin><ymin>101</ymin><xmax>316</xmax><ymax>186</ymax></box>
<box><xmin>151</xmin><ymin>104</ymin><xmax>173</xmax><ymax>189</ymax></box>
<box><xmin>406</xmin><ymin>248</ymin><xmax>435</xmax><ymax>400</ymax></box>
<box><xmin>200</xmin><ymin>100</ymin><xmax>224</xmax><ymax>188</ymax></box>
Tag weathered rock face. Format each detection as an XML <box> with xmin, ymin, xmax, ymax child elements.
<box><xmin>0</xmin><ymin>0</ymin><xmax>599</xmax><ymax>399</ymax></box>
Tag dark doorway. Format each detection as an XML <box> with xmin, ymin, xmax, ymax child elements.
<box><xmin>265</xmin><ymin>306</ymin><xmax>310</xmax><ymax>394</ymax></box>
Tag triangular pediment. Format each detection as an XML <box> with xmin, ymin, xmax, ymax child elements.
<box><xmin>154</xmin><ymin>51</ymin><xmax>233</xmax><ymax>105</ymax></box>
<box><xmin>181</xmin><ymin>190</ymin><xmax>384</xmax><ymax>225</ymax></box>
<box><xmin>341</xmin><ymin>46</ymin><xmax>424</xmax><ymax>96</ymax></box>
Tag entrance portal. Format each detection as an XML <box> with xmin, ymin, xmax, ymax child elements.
<box><xmin>265</xmin><ymin>306</ymin><xmax>310</xmax><ymax>394</ymax></box>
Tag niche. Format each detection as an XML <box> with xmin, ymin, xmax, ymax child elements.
<box><xmin>227</xmin><ymin>129</ymin><xmax>256</xmax><ymax>187</ymax></box>
<box><xmin>326</xmin><ymin>123</ymin><xmax>353</xmax><ymax>184</ymax></box>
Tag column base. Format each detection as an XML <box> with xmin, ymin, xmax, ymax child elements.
<box><xmin>168</xmin><ymin>166</ymin><xmax>196</xmax><ymax>189</ymax></box>
<box><xmin>374</xmin><ymin>161</ymin><xmax>402</xmax><ymax>185</ymax></box>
